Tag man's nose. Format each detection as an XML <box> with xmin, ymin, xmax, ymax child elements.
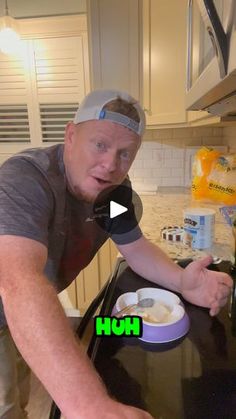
<box><xmin>102</xmin><ymin>152</ymin><xmax>118</xmax><ymax>172</ymax></box>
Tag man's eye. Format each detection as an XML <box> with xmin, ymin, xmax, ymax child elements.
<box><xmin>95</xmin><ymin>142</ymin><xmax>106</xmax><ymax>151</ymax></box>
<box><xmin>120</xmin><ymin>150</ymin><xmax>131</xmax><ymax>160</ymax></box>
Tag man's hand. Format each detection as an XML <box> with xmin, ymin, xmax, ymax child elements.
<box><xmin>180</xmin><ymin>255</ymin><xmax>233</xmax><ymax>316</ymax></box>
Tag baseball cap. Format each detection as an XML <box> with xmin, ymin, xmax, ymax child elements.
<box><xmin>73</xmin><ymin>89</ymin><xmax>146</xmax><ymax>136</ymax></box>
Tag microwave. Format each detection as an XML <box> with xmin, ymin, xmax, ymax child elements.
<box><xmin>186</xmin><ymin>0</ymin><xmax>236</xmax><ymax>120</ymax></box>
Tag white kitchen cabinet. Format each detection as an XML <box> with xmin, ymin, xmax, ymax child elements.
<box><xmin>87</xmin><ymin>0</ymin><xmax>141</xmax><ymax>100</ymax></box>
<box><xmin>142</xmin><ymin>0</ymin><xmax>188</xmax><ymax>126</ymax></box>
<box><xmin>76</xmin><ymin>239</ymin><xmax>118</xmax><ymax>313</ymax></box>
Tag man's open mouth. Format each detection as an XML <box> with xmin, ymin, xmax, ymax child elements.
<box><xmin>93</xmin><ymin>177</ymin><xmax>111</xmax><ymax>186</ymax></box>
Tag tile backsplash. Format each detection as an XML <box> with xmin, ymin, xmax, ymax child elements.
<box><xmin>129</xmin><ymin>126</ymin><xmax>226</xmax><ymax>192</ymax></box>
<box><xmin>223</xmin><ymin>126</ymin><xmax>236</xmax><ymax>152</ymax></box>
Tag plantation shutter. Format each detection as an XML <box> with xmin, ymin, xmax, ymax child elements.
<box><xmin>0</xmin><ymin>15</ymin><xmax>89</xmax><ymax>160</ymax></box>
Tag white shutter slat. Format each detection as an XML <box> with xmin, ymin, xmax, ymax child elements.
<box><xmin>0</xmin><ymin>48</ymin><xmax>28</xmax><ymax>104</ymax></box>
<box><xmin>33</xmin><ymin>37</ymin><xmax>85</xmax><ymax>103</ymax></box>
<box><xmin>0</xmin><ymin>61</ymin><xmax>25</xmax><ymax>69</ymax></box>
<box><xmin>37</xmin><ymin>73</ymin><xmax>78</xmax><ymax>81</ymax></box>
<box><xmin>0</xmin><ymin>79</ymin><xmax>25</xmax><ymax>90</ymax></box>
<box><xmin>36</xmin><ymin>58</ymin><xmax>77</xmax><ymax>66</ymax></box>
<box><xmin>40</xmin><ymin>103</ymin><xmax>78</xmax><ymax>143</ymax></box>
<box><xmin>0</xmin><ymin>75</ymin><xmax>25</xmax><ymax>82</ymax></box>
<box><xmin>37</xmin><ymin>87</ymin><xmax>82</xmax><ymax>95</ymax></box>
<box><xmin>0</xmin><ymin>68</ymin><xmax>25</xmax><ymax>76</ymax></box>
<box><xmin>0</xmin><ymin>104</ymin><xmax>30</xmax><ymax>144</ymax></box>
<box><xmin>37</xmin><ymin>80</ymin><xmax>79</xmax><ymax>88</ymax></box>
<box><xmin>0</xmin><ymin>89</ymin><xmax>27</xmax><ymax>96</ymax></box>
<box><xmin>36</xmin><ymin>67</ymin><xmax>80</xmax><ymax>75</ymax></box>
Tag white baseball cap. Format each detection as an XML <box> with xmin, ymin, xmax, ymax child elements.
<box><xmin>73</xmin><ymin>89</ymin><xmax>146</xmax><ymax>136</ymax></box>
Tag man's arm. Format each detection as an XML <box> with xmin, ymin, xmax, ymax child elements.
<box><xmin>0</xmin><ymin>235</ymin><xmax>152</xmax><ymax>419</ymax></box>
<box><xmin>117</xmin><ymin>235</ymin><xmax>183</xmax><ymax>291</ymax></box>
<box><xmin>117</xmin><ymin>235</ymin><xmax>232</xmax><ymax>315</ymax></box>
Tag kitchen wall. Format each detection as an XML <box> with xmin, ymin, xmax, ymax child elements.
<box><xmin>129</xmin><ymin>126</ymin><xmax>225</xmax><ymax>191</ymax></box>
<box><xmin>223</xmin><ymin>126</ymin><xmax>236</xmax><ymax>152</ymax></box>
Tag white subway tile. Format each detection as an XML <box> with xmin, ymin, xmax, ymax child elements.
<box><xmin>139</xmin><ymin>149</ymin><xmax>153</xmax><ymax>160</ymax></box>
<box><xmin>171</xmin><ymin>167</ymin><xmax>184</xmax><ymax>176</ymax></box>
<box><xmin>164</xmin><ymin>159</ymin><xmax>184</xmax><ymax>168</ymax></box>
<box><xmin>152</xmin><ymin>150</ymin><xmax>163</xmax><ymax>161</ymax></box>
<box><xmin>132</xmin><ymin>181</ymin><xmax>157</xmax><ymax>192</ymax></box>
<box><xmin>202</xmin><ymin>137</ymin><xmax>223</xmax><ymax>146</ymax></box>
<box><xmin>171</xmin><ymin>147</ymin><xmax>185</xmax><ymax>159</ymax></box>
<box><xmin>141</xmin><ymin>142</ymin><xmax>154</xmax><ymax>149</ymax></box>
<box><xmin>140</xmin><ymin>141</ymin><xmax>162</xmax><ymax>149</ymax></box>
<box><xmin>143</xmin><ymin>159</ymin><xmax>159</xmax><ymax>168</ymax></box>
<box><xmin>152</xmin><ymin>128</ymin><xmax>173</xmax><ymax>139</ymax></box>
<box><xmin>162</xmin><ymin>138</ymin><xmax>183</xmax><ymax>147</ymax></box>
<box><xmin>151</xmin><ymin>168</ymin><xmax>163</xmax><ymax>177</ymax></box>
<box><xmin>182</xmin><ymin>138</ymin><xmax>202</xmax><ymax>146</ymax></box>
<box><xmin>173</xmin><ymin>128</ymin><xmax>193</xmax><ymax>138</ymax></box>
<box><xmin>144</xmin><ymin>178</ymin><xmax>161</xmax><ymax>187</ymax></box>
<box><xmin>192</xmin><ymin>127</ymin><xmax>213</xmax><ymax>137</ymax></box>
<box><xmin>131</xmin><ymin>159</ymin><xmax>143</xmax><ymax>169</ymax></box>
<box><xmin>212</xmin><ymin>127</ymin><xmax>223</xmax><ymax>136</ymax></box>
<box><xmin>223</xmin><ymin>126</ymin><xmax>236</xmax><ymax>136</ymax></box>
<box><xmin>149</xmin><ymin>141</ymin><xmax>163</xmax><ymax>149</ymax></box>
<box><xmin>159</xmin><ymin>167</ymin><xmax>174</xmax><ymax>176</ymax></box>
<box><xmin>161</xmin><ymin>177</ymin><xmax>183</xmax><ymax>186</ymax></box>
<box><xmin>164</xmin><ymin>148</ymin><xmax>173</xmax><ymax>159</ymax></box>
<box><xmin>133</xmin><ymin>168</ymin><xmax>152</xmax><ymax>178</ymax></box>
<box><xmin>143</xmin><ymin>130</ymin><xmax>153</xmax><ymax>140</ymax></box>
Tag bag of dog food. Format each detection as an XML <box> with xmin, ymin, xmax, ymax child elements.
<box><xmin>192</xmin><ymin>147</ymin><xmax>236</xmax><ymax>205</ymax></box>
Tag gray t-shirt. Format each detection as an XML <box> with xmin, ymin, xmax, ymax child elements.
<box><xmin>0</xmin><ymin>144</ymin><xmax>142</xmax><ymax>327</ymax></box>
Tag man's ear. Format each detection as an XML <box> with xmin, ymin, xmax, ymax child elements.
<box><xmin>64</xmin><ymin>122</ymin><xmax>77</xmax><ymax>148</ymax></box>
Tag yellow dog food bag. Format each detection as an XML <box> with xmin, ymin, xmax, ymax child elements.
<box><xmin>192</xmin><ymin>147</ymin><xmax>236</xmax><ymax>205</ymax></box>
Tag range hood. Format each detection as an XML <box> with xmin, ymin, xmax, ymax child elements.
<box><xmin>205</xmin><ymin>90</ymin><xmax>236</xmax><ymax>121</ymax></box>
<box><xmin>186</xmin><ymin>0</ymin><xmax>236</xmax><ymax>121</ymax></box>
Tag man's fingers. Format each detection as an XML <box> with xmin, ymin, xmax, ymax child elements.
<box><xmin>218</xmin><ymin>273</ymin><xmax>233</xmax><ymax>288</ymax></box>
<box><xmin>216</xmin><ymin>283</ymin><xmax>232</xmax><ymax>300</ymax></box>
<box><xmin>209</xmin><ymin>295</ymin><xmax>229</xmax><ymax>316</ymax></box>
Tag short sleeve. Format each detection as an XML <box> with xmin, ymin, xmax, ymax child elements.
<box><xmin>109</xmin><ymin>177</ymin><xmax>143</xmax><ymax>245</ymax></box>
<box><xmin>0</xmin><ymin>157</ymin><xmax>54</xmax><ymax>246</ymax></box>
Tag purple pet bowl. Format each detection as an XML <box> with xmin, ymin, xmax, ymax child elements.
<box><xmin>112</xmin><ymin>288</ymin><xmax>190</xmax><ymax>344</ymax></box>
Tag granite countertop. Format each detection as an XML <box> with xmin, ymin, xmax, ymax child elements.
<box><xmin>139</xmin><ymin>190</ymin><xmax>232</xmax><ymax>262</ymax></box>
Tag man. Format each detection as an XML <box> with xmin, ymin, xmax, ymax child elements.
<box><xmin>0</xmin><ymin>89</ymin><xmax>232</xmax><ymax>419</ymax></box>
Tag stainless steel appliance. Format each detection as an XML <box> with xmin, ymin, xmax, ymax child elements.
<box><xmin>186</xmin><ymin>0</ymin><xmax>236</xmax><ymax>120</ymax></box>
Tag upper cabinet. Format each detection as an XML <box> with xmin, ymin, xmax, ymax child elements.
<box><xmin>87</xmin><ymin>0</ymin><xmax>142</xmax><ymax>100</ymax></box>
<box><xmin>88</xmin><ymin>0</ymin><xmax>189</xmax><ymax>127</ymax></box>
<box><xmin>142</xmin><ymin>0</ymin><xmax>188</xmax><ymax>126</ymax></box>
<box><xmin>87</xmin><ymin>1</ymin><xmax>221</xmax><ymax>128</ymax></box>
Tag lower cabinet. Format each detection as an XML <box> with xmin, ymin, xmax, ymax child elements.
<box><xmin>65</xmin><ymin>239</ymin><xmax>118</xmax><ymax>314</ymax></box>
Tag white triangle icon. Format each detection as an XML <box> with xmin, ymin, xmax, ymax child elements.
<box><xmin>110</xmin><ymin>201</ymin><xmax>128</xmax><ymax>219</ymax></box>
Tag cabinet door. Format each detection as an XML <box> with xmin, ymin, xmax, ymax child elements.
<box><xmin>143</xmin><ymin>0</ymin><xmax>188</xmax><ymax>125</ymax></box>
<box><xmin>76</xmin><ymin>239</ymin><xmax>118</xmax><ymax>313</ymax></box>
<box><xmin>87</xmin><ymin>0</ymin><xmax>141</xmax><ymax>99</ymax></box>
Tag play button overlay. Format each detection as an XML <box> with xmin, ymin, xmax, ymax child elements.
<box><xmin>92</xmin><ymin>183</ymin><xmax>143</xmax><ymax>235</ymax></box>
<box><xmin>110</xmin><ymin>201</ymin><xmax>127</xmax><ymax>219</ymax></box>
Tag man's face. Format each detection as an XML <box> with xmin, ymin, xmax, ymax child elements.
<box><xmin>63</xmin><ymin>119</ymin><xmax>141</xmax><ymax>202</ymax></box>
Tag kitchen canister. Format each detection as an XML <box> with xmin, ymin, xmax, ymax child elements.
<box><xmin>183</xmin><ymin>207</ymin><xmax>216</xmax><ymax>249</ymax></box>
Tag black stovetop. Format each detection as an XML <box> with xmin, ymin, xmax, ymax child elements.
<box><xmin>88</xmin><ymin>258</ymin><xmax>236</xmax><ymax>419</ymax></box>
